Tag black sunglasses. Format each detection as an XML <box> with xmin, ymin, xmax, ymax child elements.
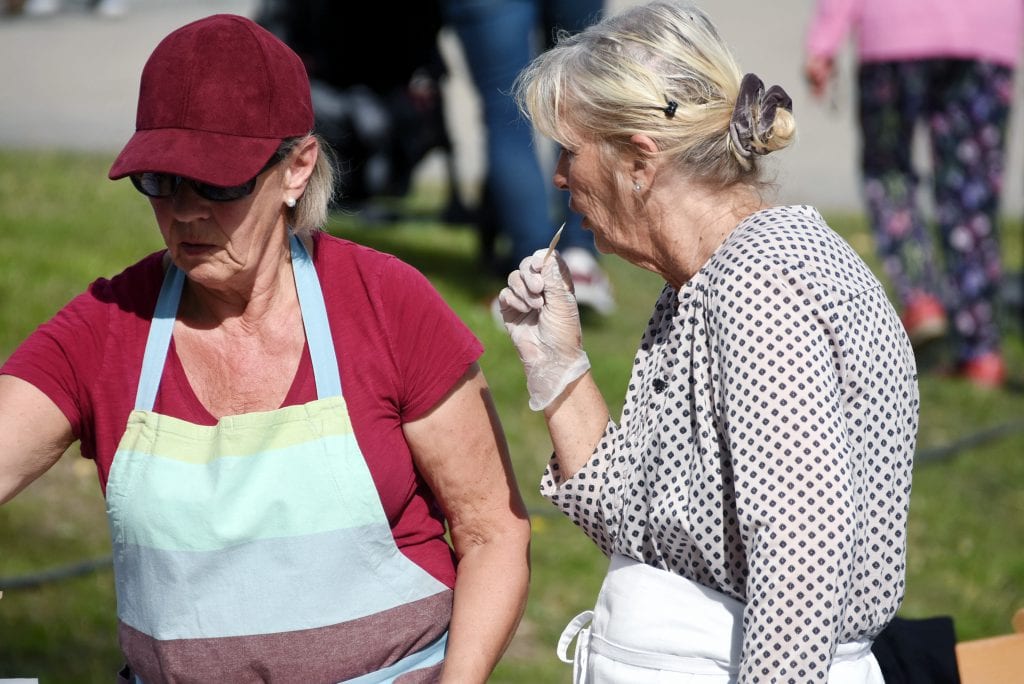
<box><xmin>129</xmin><ymin>151</ymin><xmax>285</xmax><ymax>202</ymax></box>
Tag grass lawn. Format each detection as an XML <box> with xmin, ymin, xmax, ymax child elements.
<box><xmin>1</xmin><ymin>150</ymin><xmax>1022</xmax><ymax>683</ymax></box>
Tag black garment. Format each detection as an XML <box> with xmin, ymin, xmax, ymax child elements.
<box><xmin>871</xmin><ymin>616</ymin><xmax>961</xmax><ymax>683</ymax></box>
<box><xmin>255</xmin><ymin>1</ymin><xmax>454</xmax><ymax>207</ymax></box>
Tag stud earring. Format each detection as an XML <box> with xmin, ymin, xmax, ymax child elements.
<box><xmin>633</xmin><ymin>182</ymin><xmax>641</xmax><ymax>192</ymax></box>
<box><xmin>285</xmin><ymin>197</ymin><xmax>296</xmax><ymax>208</ymax></box>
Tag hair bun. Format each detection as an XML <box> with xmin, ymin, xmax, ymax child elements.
<box><xmin>728</xmin><ymin>73</ymin><xmax>793</xmax><ymax>163</ymax></box>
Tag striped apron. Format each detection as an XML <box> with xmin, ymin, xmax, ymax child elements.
<box><xmin>558</xmin><ymin>554</ymin><xmax>884</xmax><ymax>683</ymax></box>
<box><xmin>107</xmin><ymin>235</ymin><xmax>451</xmax><ymax>683</ymax></box>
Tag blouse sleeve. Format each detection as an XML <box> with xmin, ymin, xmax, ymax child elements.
<box><xmin>716</xmin><ymin>262</ymin><xmax>871</xmax><ymax>682</ymax></box>
<box><xmin>539</xmin><ymin>418</ymin><xmax>627</xmax><ymax>556</ymax></box>
<box><xmin>540</xmin><ymin>284</ymin><xmax>678</xmax><ymax>558</ymax></box>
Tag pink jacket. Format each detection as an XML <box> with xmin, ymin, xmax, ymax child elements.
<box><xmin>806</xmin><ymin>0</ymin><xmax>1024</xmax><ymax>67</ymax></box>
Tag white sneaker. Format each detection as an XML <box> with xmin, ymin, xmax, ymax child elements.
<box><xmin>562</xmin><ymin>247</ymin><xmax>615</xmax><ymax>314</ymax></box>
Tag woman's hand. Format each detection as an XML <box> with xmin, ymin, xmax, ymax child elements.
<box><xmin>497</xmin><ymin>250</ymin><xmax>590</xmax><ymax>410</ymax></box>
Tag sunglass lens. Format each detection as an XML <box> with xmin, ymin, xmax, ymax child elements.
<box><xmin>195</xmin><ymin>179</ymin><xmax>256</xmax><ymax>202</ymax></box>
<box><xmin>131</xmin><ymin>173</ymin><xmax>177</xmax><ymax>198</ymax></box>
<box><xmin>129</xmin><ymin>174</ymin><xmax>258</xmax><ymax>201</ymax></box>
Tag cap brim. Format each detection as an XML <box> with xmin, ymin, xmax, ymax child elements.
<box><xmin>109</xmin><ymin>128</ymin><xmax>282</xmax><ymax>186</ymax></box>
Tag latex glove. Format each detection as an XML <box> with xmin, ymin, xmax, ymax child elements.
<box><xmin>497</xmin><ymin>249</ymin><xmax>590</xmax><ymax>411</ymax></box>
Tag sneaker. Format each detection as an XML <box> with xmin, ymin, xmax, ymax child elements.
<box><xmin>901</xmin><ymin>293</ymin><xmax>947</xmax><ymax>348</ymax></box>
<box><xmin>957</xmin><ymin>352</ymin><xmax>1006</xmax><ymax>390</ymax></box>
<box><xmin>562</xmin><ymin>247</ymin><xmax>615</xmax><ymax>315</ymax></box>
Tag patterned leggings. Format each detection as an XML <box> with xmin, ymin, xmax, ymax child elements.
<box><xmin>858</xmin><ymin>59</ymin><xmax>1013</xmax><ymax>361</ymax></box>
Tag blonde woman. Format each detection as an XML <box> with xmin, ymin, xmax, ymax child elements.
<box><xmin>498</xmin><ymin>1</ymin><xmax>918</xmax><ymax>681</ymax></box>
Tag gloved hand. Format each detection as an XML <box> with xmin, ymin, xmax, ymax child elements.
<box><xmin>497</xmin><ymin>249</ymin><xmax>590</xmax><ymax>411</ymax></box>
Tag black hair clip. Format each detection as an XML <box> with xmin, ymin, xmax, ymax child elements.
<box><xmin>645</xmin><ymin>98</ymin><xmax>678</xmax><ymax>119</ymax></box>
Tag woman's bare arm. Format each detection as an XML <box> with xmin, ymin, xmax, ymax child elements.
<box><xmin>542</xmin><ymin>371</ymin><xmax>610</xmax><ymax>481</ymax></box>
<box><xmin>0</xmin><ymin>375</ymin><xmax>75</xmax><ymax>505</ymax></box>
<box><xmin>403</xmin><ymin>363</ymin><xmax>532</xmax><ymax>683</ymax></box>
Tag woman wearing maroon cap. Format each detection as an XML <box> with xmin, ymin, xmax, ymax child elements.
<box><xmin>0</xmin><ymin>13</ymin><xmax>529</xmax><ymax>684</ymax></box>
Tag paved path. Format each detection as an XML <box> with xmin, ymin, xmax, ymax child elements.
<box><xmin>2</xmin><ymin>0</ymin><xmax>1022</xmax><ymax>214</ymax></box>
<box><xmin>0</xmin><ymin>0</ymin><xmax>257</xmax><ymax>154</ymax></box>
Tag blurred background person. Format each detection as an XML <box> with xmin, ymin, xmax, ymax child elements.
<box><xmin>442</xmin><ymin>0</ymin><xmax>616</xmax><ymax>316</ymax></box>
<box><xmin>0</xmin><ymin>13</ymin><xmax>530</xmax><ymax>682</ymax></box>
<box><xmin>805</xmin><ymin>0</ymin><xmax>1024</xmax><ymax>389</ymax></box>
<box><xmin>254</xmin><ymin>0</ymin><xmax>466</xmax><ymax>223</ymax></box>
<box><xmin>498</xmin><ymin>0</ymin><xmax>918</xmax><ymax>680</ymax></box>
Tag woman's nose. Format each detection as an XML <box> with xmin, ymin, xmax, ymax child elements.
<box><xmin>170</xmin><ymin>182</ymin><xmax>211</xmax><ymax>220</ymax></box>
<box><xmin>553</xmin><ymin>152</ymin><xmax>570</xmax><ymax>190</ymax></box>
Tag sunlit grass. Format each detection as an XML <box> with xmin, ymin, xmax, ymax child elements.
<box><xmin>1</xmin><ymin>150</ymin><xmax>1022</xmax><ymax>682</ymax></box>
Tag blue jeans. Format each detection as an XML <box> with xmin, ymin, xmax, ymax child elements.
<box><xmin>442</xmin><ymin>0</ymin><xmax>604</xmax><ymax>268</ymax></box>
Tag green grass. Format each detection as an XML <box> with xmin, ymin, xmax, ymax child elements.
<box><xmin>0</xmin><ymin>150</ymin><xmax>1022</xmax><ymax>682</ymax></box>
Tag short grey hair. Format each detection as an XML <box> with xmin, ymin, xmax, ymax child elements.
<box><xmin>281</xmin><ymin>134</ymin><xmax>337</xmax><ymax>237</ymax></box>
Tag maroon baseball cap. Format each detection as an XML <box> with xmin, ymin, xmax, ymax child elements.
<box><xmin>109</xmin><ymin>13</ymin><xmax>314</xmax><ymax>187</ymax></box>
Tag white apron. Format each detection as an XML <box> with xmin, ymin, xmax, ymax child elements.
<box><xmin>558</xmin><ymin>554</ymin><xmax>884</xmax><ymax>683</ymax></box>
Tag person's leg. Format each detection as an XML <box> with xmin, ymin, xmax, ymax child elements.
<box><xmin>442</xmin><ymin>0</ymin><xmax>555</xmax><ymax>272</ymax></box>
<box><xmin>540</xmin><ymin>0</ymin><xmax>603</xmax><ymax>254</ymax></box>
<box><xmin>858</xmin><ymin>60</ymin><xmax>946</xmax><ymax>344</ymax></box>
<box><xmin>927</xmin><ymin>59</ymin><xmax>1011</xmax><ymax>384</ymax></box>
<box><xmin>540</xmin><ymin>0</ymin><xmax>615</xmax><ymax>313</ymax></box>
<box><xmin>541</xmin><ymin>0</ymin><xmax>602</xmax><ymax>43</ymax></box>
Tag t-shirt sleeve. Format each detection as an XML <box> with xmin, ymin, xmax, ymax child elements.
<box><xmin>378</xmin><ymin>257</ymin><xmax>483</xmax><ymax>422</ymax></box>
<box><xmin>1</xmin><ymin>253</ymin><xmax>167</xmax><ymax>473</ymax></box>
<box><xmin>0</xmin><ymin>287</ymin><xmax>109</xmax><ymax>439</ymax></box>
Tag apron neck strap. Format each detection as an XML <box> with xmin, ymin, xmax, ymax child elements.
<box><xmin>133</xmin><ymin>235</ymin><xmax>342</xmax><ymax>412</ymax></box>
<box><xmin>134</xmin><ymin>264</ymin><xmax>185</xmax><ymax>411</ymax></box>
<box><xmin>290</xmin><ymin>232</ymin><xmax>342</xmax><ymax>398</ymax></box>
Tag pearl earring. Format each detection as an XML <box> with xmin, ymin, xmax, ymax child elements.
<box><xmin>285</xmin><ymin>197</ymin><xmax>297</xmax><ymax>208</ymax></box>
<box><xmin>633</xmin><ymin>182</ymin><xmax>641</xmax><ymax>192</ymax></box>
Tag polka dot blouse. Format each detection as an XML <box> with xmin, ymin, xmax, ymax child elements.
<box><xmin>541</xmin><ymin>205</ymin><xmax>919</xmax><ymax>682</ymax></box>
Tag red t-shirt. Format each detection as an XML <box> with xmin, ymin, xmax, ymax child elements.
<box><xmin>1</xmin><ymin>232</ymin><xmax>483</xmax><ymax>586</ymax></box>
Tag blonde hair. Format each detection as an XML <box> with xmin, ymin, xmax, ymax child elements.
<box><xmin>284</xmin><ymin>134</ymin><xmax>337</xmax><ymax>237</ymax></box>
<box><xmin>513</xmin><ymin>0</ymin><xmax>795</xmax><ymax>190</ymax></box>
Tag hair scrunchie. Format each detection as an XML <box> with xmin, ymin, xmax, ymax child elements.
<box><xmin>728</xmin><ymin>73</ymin><xmax>793</xmax><ymax>159</ymax></box>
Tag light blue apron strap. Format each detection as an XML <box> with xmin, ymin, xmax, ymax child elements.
<box><xmin>290</xmin><ymin>233</ymin><xmax>343</xmax><ymax>398</ymax></box>
<box><xmin>342</xmin><ymin>632</ymin><xmax>448</xmax><ymax>684</ymax></box>
<box><xmin>133</xmin><ymin>263</ymin><xmax>185</xmax><ymax>411</ymax></box>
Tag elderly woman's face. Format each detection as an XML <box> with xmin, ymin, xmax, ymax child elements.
<box><xmin>553</xmin><ymin>139</ymin><xmax>632</xmax><ymax>256</ymax></box>
<box><xmin>148</xmin><ymin>163</ymin><xmax>287</xmax><ymax>287</ymax></box>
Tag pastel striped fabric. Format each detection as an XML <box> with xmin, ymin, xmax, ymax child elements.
<box><xmin>106</xmin><ymin>235</ymin><xmax>452</xmax><ymax>682</ymax></box>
